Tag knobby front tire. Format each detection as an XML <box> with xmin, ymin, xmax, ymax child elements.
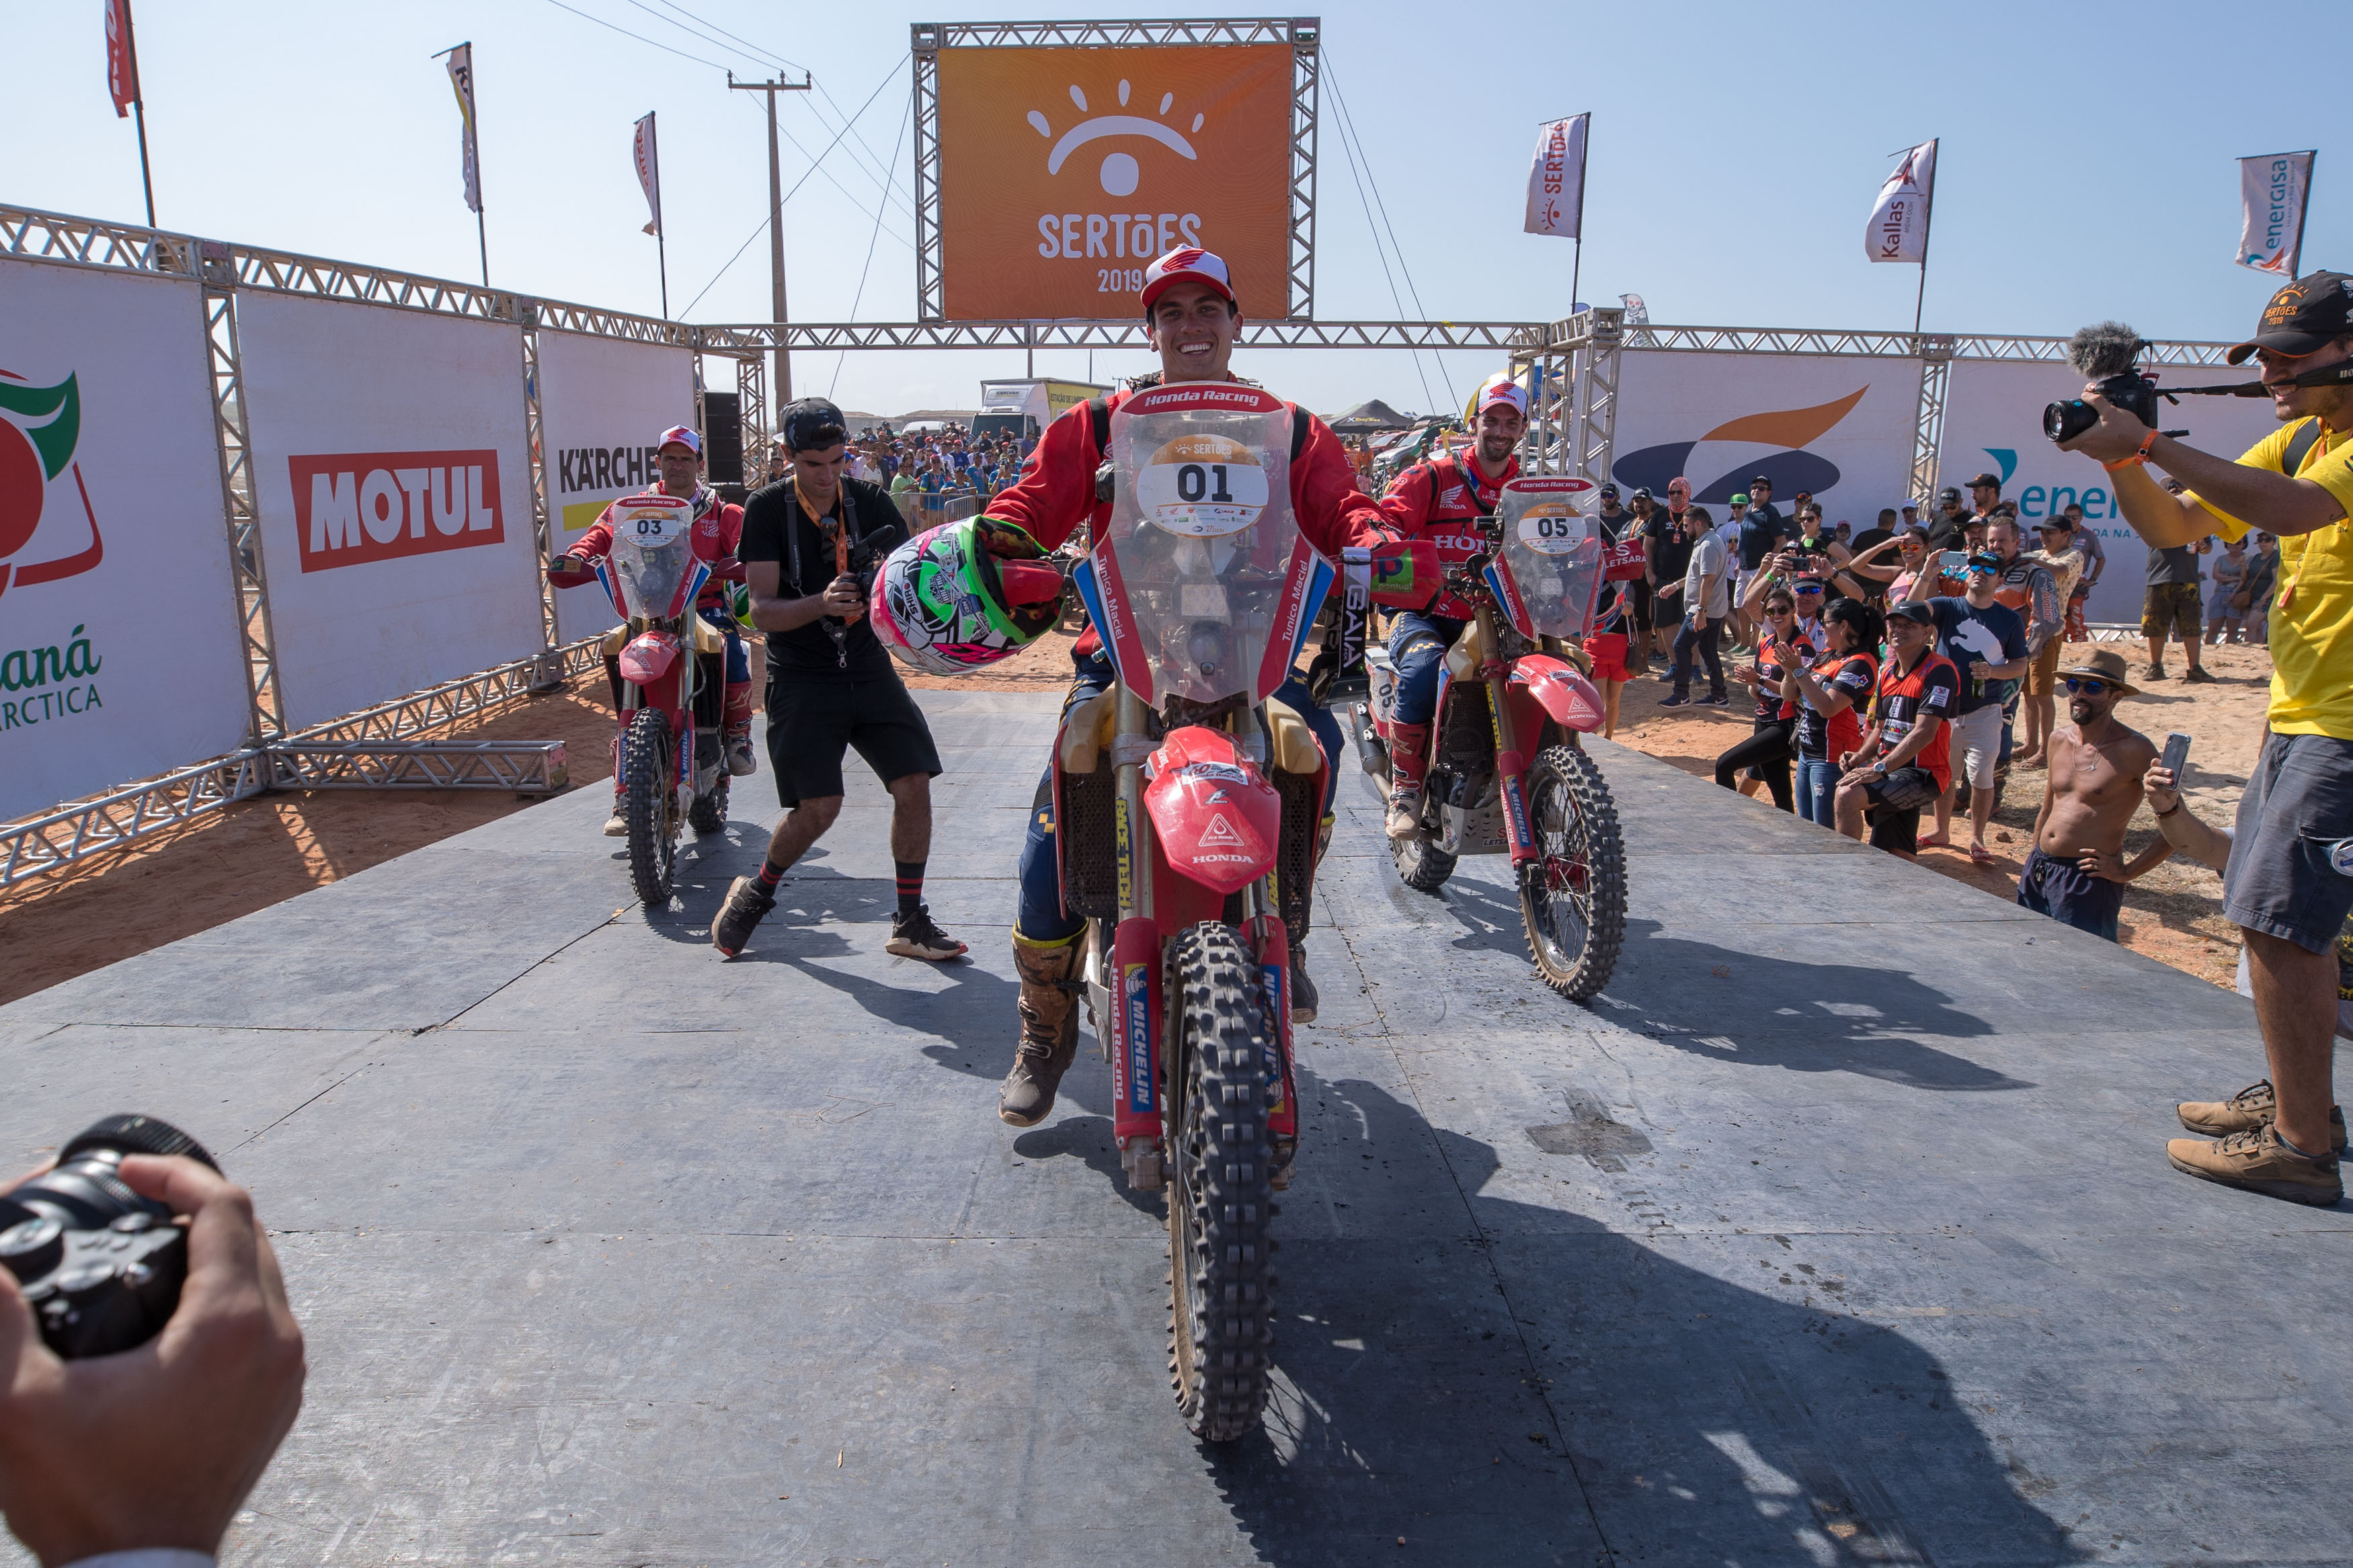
<box><xmin>1519</xmin><ymin>743</ymin><xmax>1626</xmax><ymax>1002</ymax></box>
<box><xmin>623</xmin><ymin>706</ymin><xmax>679</xmax><ymax>907</ymax></box>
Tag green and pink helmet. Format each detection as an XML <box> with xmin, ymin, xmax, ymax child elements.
<box><xmin>869</xmin><ymin>515</ymin><xmax>1065</xmax><ymax>676</ymax></box>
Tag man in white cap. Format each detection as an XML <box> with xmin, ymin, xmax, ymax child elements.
<box><xmin>1373</xmin><ymin>370</ymin><xmax>1528</xmax><ymax>838</ymax></box>
<box><xmin>973</xmin><ymin>247</ymin><xmax>1404</xmax><ymax>1131</ymax></box>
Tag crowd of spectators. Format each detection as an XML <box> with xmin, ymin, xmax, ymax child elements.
<box><xmin>762</xmin><ymin>417</ymin><xmax>1036</xmax><ymax>515</ymax></box>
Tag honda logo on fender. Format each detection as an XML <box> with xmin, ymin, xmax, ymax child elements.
<box><xmin>290</xmin><ymin>450</ymin><xmax>504</xmax><ymax>572</ymax></box>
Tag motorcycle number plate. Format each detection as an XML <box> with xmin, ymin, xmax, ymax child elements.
<box><xmin>1133</xmin><ymin>434</ymin><xmax>1273</xmax><ymax>538</ymax></box>
<box><xmin>613</xmin><ymin>499</ymin><xmax>688</xmax><ymax>544</ymax></box>
<box><xmin>1515</xmin><ymin>506</ymin><xmax>1589</xmax><ymax>555</ymax></box>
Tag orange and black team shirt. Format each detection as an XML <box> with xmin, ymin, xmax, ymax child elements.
<box><xmin>1795</xmin><ymin>650</ymin><xmax>1879</xmax><ymax>761</ymax></box>
<box><xmin>1752</xmin><ymin>632</ymin><xmax>1817</xmax><ymax>723</ymax></box>
<box><xmin>1870</xmin><ymin>651</ymin><xmax>1959</xmax><ymax>793</ymax></box>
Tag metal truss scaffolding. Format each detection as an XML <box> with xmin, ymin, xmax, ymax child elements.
<box><xmin>696</xmin><ymin>319</ymin><xmax>1536</xmax><ymax>353</ymax></box>
<box><xmin>519</xmin><ymin>308</ymin><xmax>562</xmax><ymax>670</ymax></box>
<box><xmin>196</xmin><ymin>241</ymin><xmax>284</xmax><ymax>743</ymax></box>
<box><xmin>910</xmin><ymin>17</ymin><xmax>1321</xmax><ymax>323</ymax></box>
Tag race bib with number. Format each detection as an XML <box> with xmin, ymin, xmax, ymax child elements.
<box><xmin>1135</xmin><ymin>434</ymin><xmax>1271</xmax><ymax>538</ymax></box>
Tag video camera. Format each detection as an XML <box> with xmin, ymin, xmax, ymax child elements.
<box><xmin>2044</xmin><ymin>323</ymin><xmax>2164</xmax><ymax>443</ymax></box>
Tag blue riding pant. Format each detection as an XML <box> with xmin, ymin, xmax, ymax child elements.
<box><xmin>1387</xmin><ymin>612</ymin><xmax>1464</xmax><ymax>727</ymax></box>
<box><xmin>1014</xmin><ymin>648</ymin><xmax>1342</xmax><ymax>945</ymax></box>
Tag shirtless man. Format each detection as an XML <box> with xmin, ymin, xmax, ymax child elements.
<box><xmin>2016</xmin><ymin>647</ymin><xmax>2169</xmax><ymax>940</ymax></box>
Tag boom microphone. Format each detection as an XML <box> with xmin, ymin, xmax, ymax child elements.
<box><xmin>2065</xmin><ymin>321</ymin><xmax>2151</xmax><ymax>380</ymax></box>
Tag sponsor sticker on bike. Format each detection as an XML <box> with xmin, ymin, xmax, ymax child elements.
<box><xmin>1515</xmin><ymin>505</ymin><xmax>1589</xmax><ymax>556</ymax></box>
<box><xmin>1135</xmin><ymin>432</ymin><xmax>1269</xmax><ymax>537</ymax></box>
<box><xmin>612</xmin><ymin>497</ymin><xmax>688</xmax><ymax>544</ymax></box>
<box><xmin>1121</xmin><ymin>962</ymin><xmax>1154</xmax><ymax>1115</ymax></box>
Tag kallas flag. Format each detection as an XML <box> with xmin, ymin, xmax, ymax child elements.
<box><xmin>633</xmin><ymin>111</ymin><xmax>662</xmax><ymax>237</ymax></box>
<box><xmin>2237</xmin><ymin>151</ymin><xmax>2314</xmax><ymax>276</ymax></box>
<box><xmin>104</xmin><ymin>0</ymin><xmax>140</xmax><ymax>118</ymax></box>
<box><xmin>1523</xmin><ymin>114</ymin><xmax>1589</xmax><ymax>240</ymax></box>
<box><xmin>1866</xmin><ymin>139</ymin><xmax>1937</xmax><ymax>264</ymax></box>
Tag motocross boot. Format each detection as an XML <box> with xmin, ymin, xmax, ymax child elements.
<box><xmin>1385</xmin><ymin>723</ymin><xmax>1431</xmax><ymax>840</ymax></box>
<box><xmin>999</xmin><ymin>936</ymin><xmax>1080</xmax><ymax>1127</ymax></box>
<box><xmin>723</xmin><ymin>722</ymin><xmax>758</xmax><ymax>778</ymax></box>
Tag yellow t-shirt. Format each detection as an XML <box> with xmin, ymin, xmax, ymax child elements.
<box><xmin>2186</xmin><ymin>418</ymin><xmax>2353</xmax><ymax>739</ymax></box>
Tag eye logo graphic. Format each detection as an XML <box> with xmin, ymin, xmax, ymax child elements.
<box><xmin>1024</xmin><ymin>78</ymin><xmax>1205</xmax><ymax>197</ymax></box>
<box><xmin>0</xmin><ymin>369</ymin><xmax>105</xmax><ymax>605</ymax></box>
<box><xmin>1612</xmin><ymin>386</ymin><xmax>1870</xmax><ymax>505</ymax></box>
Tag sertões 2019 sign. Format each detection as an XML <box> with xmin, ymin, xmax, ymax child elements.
<box><xmin>934</xmin><ymin>44</ymin><xmax>1293</xmax><ymax>321</ymax></box>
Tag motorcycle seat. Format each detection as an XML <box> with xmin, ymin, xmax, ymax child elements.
<box><xmin>1261</xmin><ymin>697</ymin><xmax>1322</xmax><ymax>776</ymax></box>
<box><xmin>1057</xmin><ymin>688</ymin><xmax>1118</xmax><ymax>774</ymax></box>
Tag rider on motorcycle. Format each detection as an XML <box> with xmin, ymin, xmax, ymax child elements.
<box><xmin>553</xmin><ymin>425</ymin><xmax>755</xmax><ymax>835</ymax></box>
<box><xmin>975</xmin><ymin>245</ymin><xmax>1403</xmax><ymax>1128</ymax></box>
<box><xmin>1373</xmin><ymin>372</ymin><xmax>1528</xmax><ymax>839</ymax></box>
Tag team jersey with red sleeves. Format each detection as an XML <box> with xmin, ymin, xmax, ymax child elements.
<box><xmin>1374</xmin><ymin>448</ymin><xmax>1519</xmax><ymax>621</ymax></box>
<box><xmin>1871</xmin><ymin>651</ymin><xmax>1960</xmax><ymax>792</ymax></box>
<box><xmin>570</xmin><ymin>485</ymin><xmax>743</xmax><ymax>612</ymax></box>
<box><xmin>979</xmin><ymin>382</ymin><xmax>1393</xmax><ymax>657</ymax></box>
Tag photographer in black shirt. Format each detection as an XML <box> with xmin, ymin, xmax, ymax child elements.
<box><xmin>711</xmin><ymin>398</ymin><xmax>966</xmax><ymax>964</ymax></box>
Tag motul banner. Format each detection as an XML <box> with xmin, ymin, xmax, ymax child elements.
<box><xmin>0</xmin><ymin>259</ymin><xmax>249</xmax><ymax>822</ymax></box>
<box><xmin>533</xmin><ymin>328</ymin><xmax>696</xmax><ymax>643</ymax></box>
<box><xmin>237</xmin><ymin>292</ymin><xmax>536</xmax><ymax>730</ymax></box>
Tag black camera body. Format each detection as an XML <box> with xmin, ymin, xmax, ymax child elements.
<box><xmin>2046</xmin><ymin>370</ymin><xmax>2162</xmax><ymax>445</ymax></box>
<box><xmin>0</xmin><ymin>1114</ymin><xmax>215</xmax><ymax>1359</ymax></box>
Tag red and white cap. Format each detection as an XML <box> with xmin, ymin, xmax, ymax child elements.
<box><xmin>1472</xmin><ymin>371</ymin><xmax>1528</xmax><ymax>419</ymax></box>
<box><xmin>656</xmin><ymin>425</ymin><xmax>701</xmax><ymax>456</ymax></box>
<box><xmin>1140</xmin><ymin>247</ymin><xmax>1236</xmax><ymax>313</ymax></box>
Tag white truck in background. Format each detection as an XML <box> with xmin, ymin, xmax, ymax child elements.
<box><xmin>973</xmin><ymin>378</ymin><xmax>1109</xmax><ymax>448</ymax></box>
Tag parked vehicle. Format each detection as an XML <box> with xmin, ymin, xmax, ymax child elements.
<box><xmin>1355</xmin><ymin>477</ymin><xmax>1628</xmax><ymax>1001</ymax></box>
<box><xmin>552</xmin><ymin>495</ymin><xmax>732</xmax><ymax>905</ymax></box>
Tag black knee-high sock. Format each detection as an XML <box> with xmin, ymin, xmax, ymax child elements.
<box><xmin>894</xmin><ymin>860</ymin><xmax>925</xmax><ymax>916</ymax></box>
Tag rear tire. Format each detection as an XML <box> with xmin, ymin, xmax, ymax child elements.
<box><xmin>688</xmin><ymin>774</ymin><xmax>730</xmax><ymax>835</ymax></box>
<box><xmin>623</xmin><ymin>707</ymin><xmax>679</xmax><ymax>907</ymax></box>
<box><xmin>1391</xmin><ymin>828</ymin><xmax>1458</xmax><ymax>893</ymax></box>
<box><xmin>1165</xmin><ymin>921</ymin><xmax>1275</xmax><ymax>1444</ymax></box>
<box><xmin>1519</xmin><ymin>743</ymin><xmax>1626</xmax><ymax>1001</ymax></box>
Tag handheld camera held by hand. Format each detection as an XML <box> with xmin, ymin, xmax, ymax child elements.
<box><xmin>0</xmin><ymin>1114</ymin><xmax>216</xmax><ymax>1358</ymax></box>
<box><xmin>2045</xmin><ymin>323</ymin><xmax>2163</xmax><ymax>443</ymax></box>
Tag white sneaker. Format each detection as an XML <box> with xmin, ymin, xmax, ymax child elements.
<box><xmin>602</xmin><ymin>809</ymin><xmax>627</xmax><ymax>837</ymax></box>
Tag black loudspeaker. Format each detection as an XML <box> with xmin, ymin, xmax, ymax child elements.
<box><xmin>702</xmin><ymin>393</ymin><xmax>743</xmax><ymax>485</ymax></box>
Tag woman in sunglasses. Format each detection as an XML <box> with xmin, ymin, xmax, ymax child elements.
<box><xmin>1779</xmin><ymin>597</ymin><xmax>1882</xmax><ymax>827</ymax></box>
<box><xmin>1717</xmin><ymin>588</ymin><xmax>1813</xmax><ymax>810</ymax></box>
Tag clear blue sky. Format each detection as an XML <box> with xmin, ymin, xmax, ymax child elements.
<box><xmin>12</xmin><ymin>1</ymin><xmax>2336</xmax><ymax>420</ymax></box>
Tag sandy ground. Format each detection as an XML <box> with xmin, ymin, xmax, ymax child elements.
<box><xmin>0</xmin><ymin>624</ymin><xmax>2271</xmax><ymax>1006</ymax></box>
<box><xmin>1603</xmin><ymin>634</ymin><xmax>2277</xmax><ymax>990</ymax></box>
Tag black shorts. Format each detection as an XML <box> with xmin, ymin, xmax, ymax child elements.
<box><xmin>764</xmin><ymin>673</ymin><xmax>942</xmax><ymax>807</ymax></box>
<box><xmin>1861</xmin><ymin>766</ymin><xmax>1940</xmax><ymax>855</ymax></box>
<box><xmin>2018</xmin><ymin>847</ymin><xmax>2124</xmax><ymax>941</ymax></box>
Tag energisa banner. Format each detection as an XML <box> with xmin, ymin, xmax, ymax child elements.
<box><xmin>237</xmin><ymin>292</ymin><xmax>536</xmax><ymax>730</ymax></box>
<box><xmin>1940</xmin><ymin>360</ymin><xmax>2281</xmax><ymax>625</ymax></box>
<box><xmin>534</xmin><ymin>329</ymin><xmax>697</xmax><ymax>643</ymax></box>
<box><xmin>1608</xmin><ymin>352</ymin><xmax>1924</xmax><ymax>524</ymax></box>
<box><xmin>0</xmin><ymin>260</ymin><xmax>251</xmax><ymax>821</ymax></box>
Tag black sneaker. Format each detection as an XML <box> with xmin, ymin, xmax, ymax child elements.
<box><xmin>1657</xmin><ymin>693</ymin><xmax>1691</xmax><ymax>708</ymax></box>
<box><xmin>711</xmin><ymin>874</ymin><xmax>776</xmax><ymax>958</ymax></box>
<box><xmin>1694</xmin><ymin>692</ymin><xmax>1730</xmax><ymax>706</ymax></box>
<box><xmin>886</xmin><ymin>904</ymin><xmax>968</xmax><ymax>961</ymax></box>
<box><xmin>2184</xmin><ymin>666</ymin><xmax>2217</xmax><ymax>684</ymax></box>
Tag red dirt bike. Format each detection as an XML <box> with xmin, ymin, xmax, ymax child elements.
<box><xmin>1052</xmin><ymin>383</ymin><xmax>1425</xmax><ymax>1442</ymax></box>
<box><xmin>549</xmin><ymin>494</ymin><xmax>732</xmax><ymax>906</ymax></box>
<box><xmin>1355</xmin><ymin>477</ymin><xmax>1628</xmax><ymax>1001</ymax></box>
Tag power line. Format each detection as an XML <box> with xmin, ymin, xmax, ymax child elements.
<box><xmin>537</xmin><ymin>0</ymin><xmax>731</xmax><ymax>71</ymax></box>
<box><xmin>1326</xmin><ymin>50</ymin><xmax>1459</xmax><ymax>416</ymax></box>
<box><xmin>1320</xmin><ymin>51</ymin><xmax>1437</xmax><ymax>416</ymax></box>
<box><xmin>834</xmin><ymin>89</ymin><xmax>916</xmax><ymax>399</ymax></box>
<box><xmin>680</xmin><ymin>60</ymin><xmax>906</xmax><ymax>317</ymax></box>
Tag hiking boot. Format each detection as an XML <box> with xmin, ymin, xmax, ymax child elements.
<box><xmin>2166</xmin><ymin>1125</ymin><xmax>2344</xmax><ymax>1207</ymax></box>
<box><xmin>2145</xmin><ymin>663</ymin><xmax>2168</xmax><ymax>682</ymax></box>
<box><xmin>1290</xmin><ymin>938</ymin><xmax>1318</xmax><ymax>1025</ymax></box>
<box><xmin>603</xmin><ymin>808</ymin><xmax>627</xmax><ymax>837</ymax></box>
<box><xmin>2184</xmin><ymin>666</ymin><xmax>2217</xmax><ymax>684</ymax></box>
<box><xmin>1000</xmin><ymin>938</ymin><xmax>1080</xmax><ymax>1127</ymax></box>
<box><xmin>723</xmin><ymin>725</ymin><xmax>758</xmax><ymax>777</ymax></box>
<box><xmin>1385</xmin><ymin>786</ymin><xmax>1425</xmax><ymax>841</ymax></box>
<box><xmin>2178</xmin><ymin>1080</ymin><xmax>2349</xmax><ymax>1149</ymax></box>
<box><xmin>887</xmin><ymin>905</ymin><xmax>968</xmax><ymax>961</ymax></box>
<box><xmin>711</xmin><ymin>874</ymin><xmax>776</xmax><ymax>958</ymax></box>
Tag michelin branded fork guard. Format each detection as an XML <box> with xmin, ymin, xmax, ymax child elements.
<box><xmin>1355</xmin><ymin>477</ymin><xmax>1629</xmax><ymax>1001</ymax></box>
<box><xmin>551</xmin><ymin>495</ymin><xmax>732</xmax><ymax>905</ymax></box>
<box><xmin>1029</xmin><ymin>383</ymin><xmax>1431</xmax><ymax>1442</ymax></box>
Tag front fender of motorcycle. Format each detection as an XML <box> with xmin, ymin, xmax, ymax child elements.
<box><xmin>619</xmin><ymin>630</ymin><xmax>682</xmax><ymax>688</ymax></box>
<box><xmin>1509</xmin><ymin>653</ymin><xmax>1607</xmax><ymax>734</ymax></box>
<box><xmin>1141</xmin><ymin>725</ymin><xmax>1282</xmax><ymax>896</ymax></box>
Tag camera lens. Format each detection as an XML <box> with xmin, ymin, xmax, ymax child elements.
<box><xmin>1</xmin><ymin>1115</ymin><xmax>216</xmax><ymax>1241</ymax></box>
<box><xmin>2043</xmin><ymin>399</ymin><xmax>2096</xmax><ymax>444</ymax></box>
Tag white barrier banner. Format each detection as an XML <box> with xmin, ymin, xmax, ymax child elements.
<box><xmin>238</xmin><ymin>293</ymin><xmax>537</xmax><ymax>730</ymax></box>
<box><xmin>1609</xmin><ymin>351</ymin><xmax>1924</xmax><ymax>524</ymax></box>
<box><xmin>534</xmin><ymin>329</ymin><xmax>698</xmax><ymax>643</ymax></box>
<box><xmin>1939</xmin><ymin>360</ymin><xmax>2280</xmax><ymax>625</ymax></box>
<box><xmin>0</xmin><ymin>261</ymin><xmax>251</xmax><ymax>821</ymax></box>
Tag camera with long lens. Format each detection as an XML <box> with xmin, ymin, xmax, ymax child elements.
<box><xmin>2045</xmin><ymin>322</ymin><xmax>2165</xmax><ymax>443</ymax></box>
<box><xmin>0</xmin><ymin>1114</ymin><xmax>215</xmax><ymax>1358</ymax></box>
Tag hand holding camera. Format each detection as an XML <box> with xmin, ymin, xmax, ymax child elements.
<box><xmin>0</xmin><ymin>1121</ymin><xmax>304</xmax><ymax>1565</ymax></box>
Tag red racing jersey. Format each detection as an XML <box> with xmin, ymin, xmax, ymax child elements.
<box><xmin>570</xmin><ymin>484</ymin><xmax>744</xmax><ymax>612</ymax></box>
<box><xmin>981</xmin><ymin>381</ymin><xmax>1394</xmax><ymax>656</ymax></box>
<box><xmin>1375</xmin><ymin>447</ymin><xmax>1520</xmax><ymax>620</ymax></box>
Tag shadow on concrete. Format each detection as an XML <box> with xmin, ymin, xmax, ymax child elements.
<box><xmin>1199</xmin><ymin>1077</ymin><xmax>2086</xmax><ymax>1566</ymax></box>
<box><xmin>1012</xmin><ymin>1112</ymin><xmax>1164</xmax><ymax>1219</ymax></box>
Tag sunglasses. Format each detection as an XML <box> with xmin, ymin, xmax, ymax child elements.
<box><xmin>1764</xmin><ymin>604</ymin><xmax>1796</xmax><ymax>616</ymax></box>
<box><xmin>1793</xmin><ymin>583</ymin><xmax>1825</xmax><ymax>595</ymax></box>
<box><xmin>2061</xmin><ymin>677</ymin><xmax>2114</xmax><ymax>696</ymax></box>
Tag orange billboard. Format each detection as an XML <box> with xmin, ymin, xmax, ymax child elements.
<box><xmin>935</xmin><ymin>44</ymin><xmax>1295</xmax><ymax>321</ymax></box>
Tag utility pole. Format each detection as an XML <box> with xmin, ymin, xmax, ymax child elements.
<box><xmin>729</xmin><ymin>71</ymin><xmax>812</xmax><ymax>408</ymax></box>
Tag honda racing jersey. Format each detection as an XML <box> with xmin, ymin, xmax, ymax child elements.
<box><xmin>1376</xmin><ymin>448</ymin><xmax>1519</xmax><ymax>621</ymax></box>
<box><xmin>1796</xmin><ymin>650</ymin><xmax>1878</xmax><ymax>760</ymax></box>
<box><xmin>571</xmin><ymin>485</ymin><xmax>744</xmax><ymax>614</ymax></box>
<box><xmin>980</xmin><ymin>381</ymin><xmax>1393</xmax><ymax>659</ymax></box>
<box><xmin>1870</xmin><ymin>652</ymin><xmax>1960</xmax><ymax>793</ymax></box>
